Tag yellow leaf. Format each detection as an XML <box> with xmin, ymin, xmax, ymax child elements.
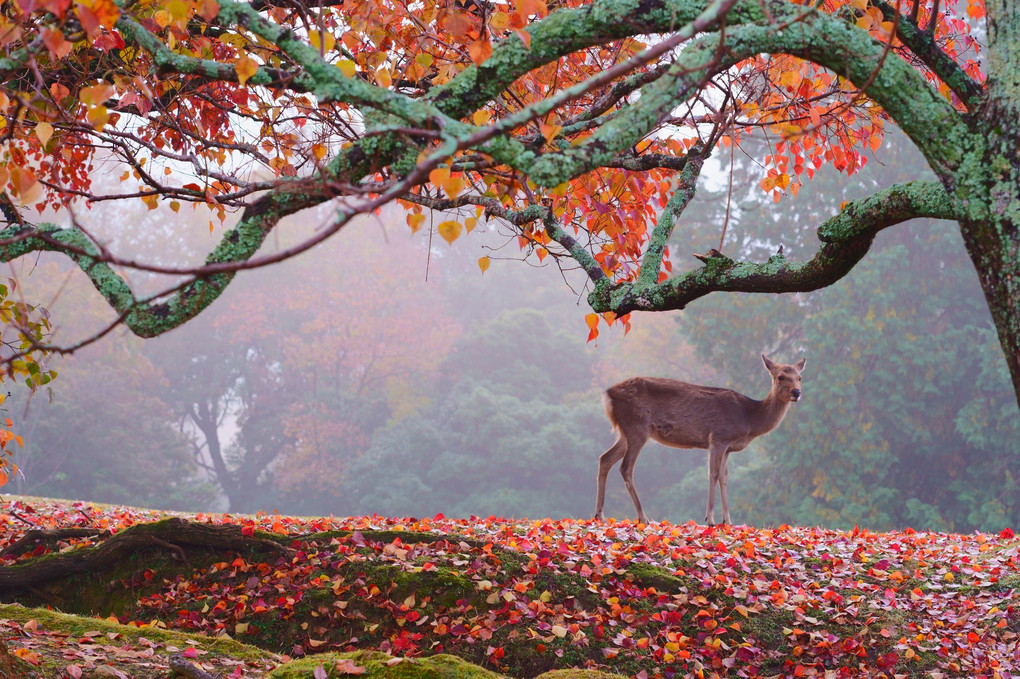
<box><xmin>472</xmin><ymin>109</ymin><xmax>492</xmax><ymax>126</ymax></box>
<box><xmin>464</xmin><ymin>216</ymin><xmax>477</xmax><ymax>232</ymax></box>
<box><xmin>170</xmin><ymin>201</ymin><xmax>180</xmax><ymax>213</ymax></box>
<box><xmin>235</xmin><ymin>55</ymin><xmax>257</xmax><ymax>86</ymax></box>
<box><xmin>86</xmin><ymin>105</ymin><xmax>109</xmax><ymax>130</ymax></box>
<box><xmin>35</xmin><ymin>122</ymin><xmax>54</xmax><ymax>146</ymax></box>
<box><xmin>166</xmin><ymin>0</ymin><xmax>189</xmax><ymax>21</ymax></box>
<box><xmin>407</xmin><ymin>213</ymin><xmax>426</xmax><ymax>233</ymax></box>
<box><xmin>551</xmin><ymin>625</ymin><xmax>567</xmax><ymax>638</ymax></box>
<box><xmin>414</xmin><ymin>52</ymin><xmax>433</xmax><ymax>69</ymax></box>
<box><xmin>478</xmin><ymin>256</ymin><xmax>490</xmax><ymax>273</ymax></box>
<box><xmin>235</xmin><ymin>622</ymin><xmax>249</xmax><ymax>634</ymax></box>
<box><xmin>489</xmin><ymin>11</ymin><xmax>510</xmax><ymax>31</ymax></box>
<box><xmin>312</xmin><ymin>143</ymin><xmax>327</xmax><ymax>161</ymax></box>
<box><xmin>80</xmin><ymin>83</ymin><xmax>115</xmax><ymax>107</ymax></box>
<box><xmin>585</xmin><ymin>313</ymin><xmax>599</xmax><ymax>330</ymax></box>
<box><xmin>375</xmin><ymin>67</ymin><xmax>392</xmax><ymax>88</ymax></box>
<box><xmin>337</xmin><ymin>59</ymin><xmax>357</xmax><ymax>78</ymax></box>
<box><xmin>309</xmin><ymin>30</ymin><xmax>336</xmax><ymax>53</ymax></box>
<box><xmin>437</xmin><ymin>220</ymin><xmax>462</xmax><ymax>245</ymax></box>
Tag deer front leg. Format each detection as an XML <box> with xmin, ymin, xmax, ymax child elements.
<box><xmin>594</xmin><ymin>437</ymin><xmax>627</xmax><ymax>521</ymax></box>
<box><xmin>718</xmin><ymin>450</ymin><xmax>732</xmax><ymax>525</ymax></box>
<box><xmin>705</xmin><ymin>444</ymin><xmax>725</xmax><ymax>525</ymax></box>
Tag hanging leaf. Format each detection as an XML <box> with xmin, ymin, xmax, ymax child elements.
<box><xmin>477</xmin><ymin>255</ymin><xmax>490</xmax><ymax>273</ymax></box>
<box><xmin>437</xmin><ymin>220</ymin><xmax>462</xmax><ymax>245</ymax></box>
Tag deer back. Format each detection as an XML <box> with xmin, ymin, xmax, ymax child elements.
<box><xmin>605</xmin><ymin>377</ymin><xmax>761</xmax><ymax>449</ymax></box>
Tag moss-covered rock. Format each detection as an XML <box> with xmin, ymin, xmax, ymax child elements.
<box><xmin>268</xmin><ymin>651</ymin><xmax>629</xmax><ymax>679</ymax></box>
<box><xmin>268</xmin><ymin>651</ymin><xmax>503</xmax><ymax>679</ymax></box>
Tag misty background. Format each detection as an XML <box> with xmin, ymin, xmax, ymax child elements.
<box><xmin>5</xmin><ymin>130</ymin><xmax>1018</xmax><ymax>533</ymax></box>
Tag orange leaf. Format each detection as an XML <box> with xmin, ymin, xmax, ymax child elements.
<box><xmin>585</xmin><ymin>313</ymin><xmax>599</xmax><ymax>330</ymax></box>
<box><xmin>197</xmin><ymin>0</ymin><xmax>218</xmax><ymax>20</ymax></box>
<box><xmin>235</xmin><ymin>55</ymin><xmax>258</xmax><ymax>86</ymax></box>
<box><xmin>440</xmin><ymin>11</ymin><xmax>473</xmax><ymax>36</ymax></box>
<box><xmin>41</xmin><ymin>27</ymin><xmax>73</xmax><ymax>59</ymax></box>
<box><xmin>75</xmin><ymin>0</ymin><xmax>120</xmax><ymax>34</ymax></box>
<box><xmin>478</xmin><ymin>256</ymin><xmax>490</xmax><ymax>273</ymax></box>
<box><xmin>468</xmin><ymin>39</ymin><xmax>492</xmax><ymax>65</ymax></box>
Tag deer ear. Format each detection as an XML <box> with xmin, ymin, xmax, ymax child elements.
<box><xmin>761</xmin><ymin>354</ymin><xmax>775</xmax><ymax>371</ymax></box>
<box><xmin>795</xmin><ymin>358</ymin><xmax>807</xmax><ymax>372</ymax></box>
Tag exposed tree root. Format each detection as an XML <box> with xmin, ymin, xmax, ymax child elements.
<box><xmin>0</xmin><ymin>528</ymin><xmax>107</xmax><ymax>558</ymax></box>
<box><xmin>0</xmin><ymin>518</ymin><xmax>292</xmax><ymax>591</ymax></box>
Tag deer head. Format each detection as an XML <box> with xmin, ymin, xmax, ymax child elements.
<box><xmin>762</xmin><ymin>354</ymin><xmax>806</xmax><ymax>403</ymax></box>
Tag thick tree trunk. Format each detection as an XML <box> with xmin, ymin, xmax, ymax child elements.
<box><xmin>959</xmin><ymin>217</ymin><xmax>1020</xmax><ymax>408</ymax></box>
<box><xmin>959</xmin><ymin>83</ymin><xmax>1020</xmax><ymax>408</ymax></box>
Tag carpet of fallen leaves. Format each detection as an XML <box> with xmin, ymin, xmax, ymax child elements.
<box><xmin>1</xmin><ymin>496</ymin><xmax>1019</xmax><ymax>679</ymax></box>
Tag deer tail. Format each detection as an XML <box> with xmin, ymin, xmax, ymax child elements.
<box><xmin>602</xmin><ymin>391</ymin><xmax>620</xmax><ymax>434</ymax></box>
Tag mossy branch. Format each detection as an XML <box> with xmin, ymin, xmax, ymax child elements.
<box><xmin>636</xmin><ymin>146</ymin><xmax>707</xmax><ymax>288</ymax></box>
<box><xmin>587</xmin><ymin>181</ymin><xmax>955</xmax><ymax>314</ymax></box>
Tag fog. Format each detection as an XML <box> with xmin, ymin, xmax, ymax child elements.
<box><xmin>5</xmin><ymin>132</ymin><xmax>1018</xmax><ymax>533</ymax></box>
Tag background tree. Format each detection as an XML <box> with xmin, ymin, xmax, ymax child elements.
<box><xmin>674</xmin><ymin>131</ymin><xmax>1020</xmax><ymax>532</ymax></box>
<box><xmin>147</xmin><ymin>221</ymin><xmax>460</xmax><ymax>512</ymax></box>
<box><xmin>0</xmin><ymin>0</ymin><xmax>1017</xmax><ymax>412</ymax></box>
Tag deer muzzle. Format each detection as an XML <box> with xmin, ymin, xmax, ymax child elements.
<box><xmin>791</xmin><ymin>389</ymin><xmax>802</xmax><ymax>401</ymax></box>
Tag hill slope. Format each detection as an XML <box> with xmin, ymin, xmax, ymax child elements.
<box><xmin>1</xmin><ymin>497</ymin><xmax>1017</xmax><ymax>678</ymax></box>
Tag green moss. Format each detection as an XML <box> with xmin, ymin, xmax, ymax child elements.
<box><xmin>536</xmin><ymin>671</ymin><xmax>626</xmax><ymax>679</ymax></box>
<box><xmin>0</xmin><ymin>603</ymin><xmax>278</xmax><ymax>664</ymax></box>
<box><xmin>624</xmin><ymin>562</ymin><xmax>690</xmax><ymax>594</ymax></box>
<box><xmin>268</xmin><ymin>651</ymin><xmax>503</xmax><ymax>679</ymax></box>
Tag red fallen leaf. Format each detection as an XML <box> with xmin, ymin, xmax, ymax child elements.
<box><xmin>314</xmin><ymin>665</ymin><xmax>328</xmax><ymax>679</ymax></box>
<box><xmin>1000</xmin><ymin>527</ymin><xmax>1014</xmax><ymax>540</ymax></box>
<box><xmin>967</xmin><ymin>631</ymin><xmax>980</xmax><ymax>643</ymax></box>
<box><xmin>65</xmin><ymin>665</ymin><xmax>83</xmax><ymax>679</ymax></box>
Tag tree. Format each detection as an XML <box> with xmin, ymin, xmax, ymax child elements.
<box><xmin>2</xmin><ymin>259</ymin><xmax>208</xmax><ymax>507</ymax></box>
<box><xmin>148</xmin><ymin>223</ymin><xmax>459</xmax><ymax>512</ymax></box>
<box><xmin>0</xmin><ymin>0</ymin><xmax>1018</xmax><ymax>411</ymax></box>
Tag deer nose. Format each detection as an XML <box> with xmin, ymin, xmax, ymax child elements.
<box><xmin>791</xmin><ymin>389</ymin><xmax>802</xmax><ymax>401</ymax></box>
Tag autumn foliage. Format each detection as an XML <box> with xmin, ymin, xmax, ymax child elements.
<box><xmin>1</xmin><ymin>497</ymin><xmax>1018</xmax><ymax>677</ymax></box>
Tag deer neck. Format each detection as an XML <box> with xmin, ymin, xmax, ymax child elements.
<box><xmin>748</xmin><ymin>391</ymin><xmax>791</xmax><ymax>436</ymax></box>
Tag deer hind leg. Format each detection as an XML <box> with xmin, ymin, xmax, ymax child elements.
<box><xmin>594</xmin><ymin>437</ymin><xmax>627</xmax><ymax>521</ymax></box>
<box><xmin>620</xmin><ymin>435</ymin><xmax>650</xmax><ymax>524</ymax></box>
<box><xmin>705</xmin><ymin>443</ymin><xmax>726</xmax><ymax>525</ymax></box>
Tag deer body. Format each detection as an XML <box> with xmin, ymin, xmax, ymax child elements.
<box><xmin>594</xmin><ymin>355</ymin><xmax>805</xmax><ymax>525</ymax></box>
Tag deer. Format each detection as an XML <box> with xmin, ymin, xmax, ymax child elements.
<box><xmin>594</xmin><ymin>354</ymin><xmax>806</xmax><ymax>526</ymax></box>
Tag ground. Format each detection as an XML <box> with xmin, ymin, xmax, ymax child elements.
<box><xmin>0</xmin><ymin>496</ymin><xmax>1018</xmax><ymax>678</ymax></box>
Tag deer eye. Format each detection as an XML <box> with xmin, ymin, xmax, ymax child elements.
<box><xmin>777</xmin><ymin>375</ymin><xmax>785</xmax><ymax>381</ymax></box>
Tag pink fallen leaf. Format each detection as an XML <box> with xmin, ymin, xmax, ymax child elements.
<box><xmin>336</xmin><ymin>658</ymin><xmax>367</xmax><ymax>675</ymax></box>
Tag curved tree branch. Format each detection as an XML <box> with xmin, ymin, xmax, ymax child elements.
<box><xmin>588</xmin><ymin>180</ymin><xmax>956</xmax><ymax>314</ymax></box>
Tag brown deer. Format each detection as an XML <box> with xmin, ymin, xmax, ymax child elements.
<box><xmin>594</xmin><ymin>355</ymin><xmax>806</xmax><ymax>525</ymax></box>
